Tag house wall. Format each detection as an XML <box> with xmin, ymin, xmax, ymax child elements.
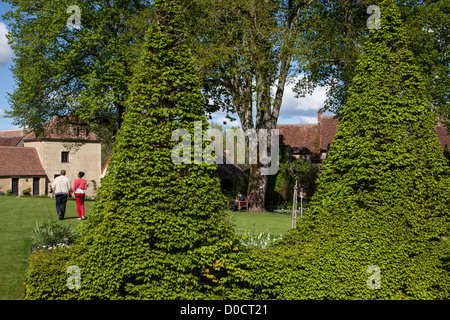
<box><xmin>0</xmin><ymin>176</ymin><xmax>46</xmax><ymax>196</ymax></box>
<box><xmin>0</xmin><ymin>177</ymin><xmax>10</xmax><ymax>194</ymax></box>
<box><xmin>24</xmin><ymin>141</ymin><xmax>102</xmax><ymax>197</ymax></box>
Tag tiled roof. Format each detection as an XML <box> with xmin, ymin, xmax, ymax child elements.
<box><xmin>435</xmin><ymin>124</ymin><xmax>450</xmax><ymax>151</ymax></box>
<box><xmin>278</xmin><ymin>115</ymin><xmax>450</xmax><ymax>157</ymax></box>
<box><xmin>0</xmin><ymin>129</ymin><xmax>28</xmax><ymax>138</ymax></box>
<box><xmin>23</xmin><ymin>117</ymin><xmax>100</xmax><ymax>142</ymax></box>
<box><xmin>0</xmin><ymin>137</ymin><xmax>23</xmax><ymax>147</ymax></box>
<box><xmin>277</xmin><ymin>124</ymin><xmax>320</xmax><ymax>153</ymax></box>
<box><xmin>319</xmin><ymin>115</ymin><xmax>339</xmax><ymax>150</ymax></box>
<box><xmin>0</xmin><ymin>147</ymin><xmax>47</xmax><ymax>176</ymax></box>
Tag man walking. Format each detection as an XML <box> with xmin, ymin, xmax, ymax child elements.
<box><xmin>52</xmin><ymin>170</ymin><xmax>72</xmax><ymax>220</ymax></box>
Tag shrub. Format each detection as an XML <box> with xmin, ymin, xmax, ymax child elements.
<box><xmin>31</xmin><ymin>219</ymin><xmax>77</xmax><ymax>251</ymax></box>
<box><xmin>24</xmin><ymin>247</ymin><xmax>74</xmax><ymax>300</ymax></box>
<box><xmin>25</xmin><ymin>2</ymin><xmax>244</xmax><ymax>300</ymax></box>
<box><xmin>240</xmin><ymin>232</ymin><xmax>283</xmax><ymax>249</ymax></box>
<box><xmin>0</xmin><ymin>191</ymin><xmax>5</xmax><ymax>196</ymax></box>
<box><xmin>22</xmin><ymin>189</ymin><xmax>31</xmax><ymax>196</ymax></box>
<box><xmin>6</xmin><ymin>189</ymin><xmax>13</xmax><ymax>195</ymax></box>
<box><xmin>283</xmin><ymin>0</ymin><xmax>450</xmax><ymax>299</ymax></box>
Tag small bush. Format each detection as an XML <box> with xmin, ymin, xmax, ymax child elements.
<box><xmin>0</xmin><ymin>191</ymin><xmax>5</xmax><ymax>196</ymax></box>
<box><xmin>6</xmin><ymin>189</ymin><xmax>13</xmax><ymax>195</ymax></box>
<box><xmin>240</xmin><ymin>232</ymin><xmax>283</xmax><ymax>249</ymax></box>
<box><xmin>25</xmin><ymin>247</ymin><xmax>74</xmax><ymax>300</ymax></box>
<box><xmin>22</xmin><ymin>189</ymin><xmax>31</xmax><ymax>196</ymax></box>
<box><xmin>31</xmin><ymin>219</ymin><xmax>78</xmax><ymax>251</ymax></box>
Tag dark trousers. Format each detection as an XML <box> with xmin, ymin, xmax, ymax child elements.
<box><xmin>55</xmin><ymin>194</ymin><xmax>68</xmax><ymax>218</ymax></box>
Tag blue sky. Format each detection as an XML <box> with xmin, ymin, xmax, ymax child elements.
<box><xmin>0</xmin><ymin>2</ymin><xmax>328</xmax><ymax>132</ymax></box>
<box><xmin>0</xmin><ymin>1</ymin><xmax>15</xmax><ymax>131</ymax></box>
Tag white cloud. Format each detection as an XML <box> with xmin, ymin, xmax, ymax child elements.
<box><xmin>281</xmin><ymin>79</ymin><xmax>327</xmax><ymax>112</ymax></box>
<box><xmin>299</xmin><ymin>116</ymin><xmax>318</xmax><ymax>124</ymax></box>
<box><xmin>208</xmin><ymin>76</ymin><xmax>329</xmax><ymax>126</ymax></box>
<box><xmin>276</xmin><ymin>78</ymin><xmax>329</xmax><ymax>124</ymax></box>
<box><xmin>0</xmin><ymin>108</ymin><xmax>5</xmax><ymax>118</ymax></box>
<box><xmin>209</xmin><ymin>116</ymin><xmax>241</xmax><ymax>130</ymax></box>
<box><xmin>0</xmin><ymin>22</ymin><xmax>14</xmax><ymax>66</ymax></box>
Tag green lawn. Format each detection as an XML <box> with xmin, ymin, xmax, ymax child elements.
<box><xmin>227</xmin><ymin>211</ymin><xmax>292</xmax><ymax>236</ymax></box>
<box><xmin>0</xmin><ymin>196</ymin><xmax>291</xmax><ymax>300</ymax></box>
<box><xmin>0</xmin><ymin>196</ymin><xmax>94</xmax><ymax>300</ymax></box>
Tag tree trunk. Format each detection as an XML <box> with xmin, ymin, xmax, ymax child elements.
<box><xmin>247</xmin><ymin>162</ymin><xmax>267</xmax><ymax>213</ymax></box>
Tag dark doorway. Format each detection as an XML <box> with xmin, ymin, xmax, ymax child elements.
<box><xmin>12</xmin><ymin>178</ymin><xmax>19</xmax><ymax>196</ymax></box>
<box><xmin>33</xmin><ymin>178</ymin><xmax>40</xmax><ymax>196</ymax></box>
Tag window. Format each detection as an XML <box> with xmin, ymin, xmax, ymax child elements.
<box><xmin>61</xmin><ymin>152</ymin><xmax>69</xmax><ymax>163</ymax></box>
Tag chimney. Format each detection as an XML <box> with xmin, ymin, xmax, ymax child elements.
<box><xmin>318</xmin><ymin>110</ymin><xmax>323</xmax><ymax>123</ymax></box>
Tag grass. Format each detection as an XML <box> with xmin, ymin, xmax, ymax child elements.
<box><xmin>0</xmin><ymin>196</ymin><xmax>292</xmax><ymax>300</ymax></box>
<box><xmin>227</xmin><ymin>210</ymin><xmax>292</xmax><ymax>237</ymax></box>
<box><xmin>0</xmin><ymin>196</ymin><xmax>94</xmax><ymax>300</ymax></box>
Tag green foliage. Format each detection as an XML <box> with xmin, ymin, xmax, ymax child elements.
<box><xmin>240</xmin><ymin>232</ymin><xmax>283</xmax><ymax>250</ymax></box>
<box><xmin>24</xmin><ymin>1</ymin><xmax>247</xmax><ymax>300</ymax></box>
<box><xmin>298</xmin><ymin>0</ymin><xmax>449</xmax><ymax>121</ymax></box>
<box><xmin>266</xmin><ymin>148</ymin><xmax>319</xmax><ymax>210</ymax></box>
<box><xmin>283</xmin><ymin>0</ymin><xmax>450</xmax><ymax>299</ymax></box>
<box><xmin>22</xmin><ymin>0</ymin><xmax>450</xmax><ymax>301</ymax></box>
<box><xmin>31</xmin><ymin>219</ymin><xmax>76</xmax><ymax>251</ymax></box>
<box><xmin>24</xmin><ymin>247</ymin><xmax>73</xmax><ymax>300</ymax></box>
<box><xmin>6</xmin><ymin>189</ymin><xmax>13</xmax><ymax>195</ymax></box>
<box><xmin>278</xmin><ymin>158</ymin><xmax>319</xmax><ymax>198</ymax></box>
<box><xmin>2</xmin><ymin>0</ymin><xmax>155</xmax><ymax>139</ymax></box>
<box><xmin>221</xmin><ymin>173</ymin><xmax>249</xmax><ymax>200</ymax></box>
<box><xmin>22</xmin><ymin>189</ymin><xmax>30</xmax><ymax>196</ymax></box>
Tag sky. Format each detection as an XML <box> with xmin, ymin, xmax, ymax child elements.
<box><xmin>0</xmin><ymin>2</ymin><xmax>329</xmax><ymax>132</ymax></box>
<box><xmin>0</xmin><ymin>2</ymin><xmax>15</xmax><ymax>131</ymax></box>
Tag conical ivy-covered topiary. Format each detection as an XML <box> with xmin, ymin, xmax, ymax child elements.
<box><xmin>26</xmin><ymin>1</ymin><xmax>243</xmax><ymax>300</ymax></box>
<box><xmin>284</xmin><ymin>0</ymin><xmax>450</xmax><ymax>299</ymax></box>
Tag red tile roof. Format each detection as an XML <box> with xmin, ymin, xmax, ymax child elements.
<box><xmin>436</xmin><ymin>124</ymin><xmax>450</xmax><ymax>151</ymax></box>
<box><xmin>319</xmin><ymin>115</ymin><xmax>339</xmax><ymax>150</ymax></box>
<box><xmin>277</xmin><ymin>124</ymin><xmax>320</xmax><ymax>153</ymax></box>
<box><xmin>0</xmin><ymin>147</ymin><xmax>47</xmax><ymax>176</ymax></box>
<box><xmin>23</xmin><ymin>117</ymin><xmax>100</xmax><ymax>142</ymax></box>
<box><xmin>0</xmin><ymin>129</ymin><xmax>28</xmax><ymax>138</ymax></box>
<box><xmin>0</xmin><ymin>137</ymin><xmax>23</xmax><ymax>147</ymax></box>
<box><xmin>101</xmin><ymin>157</ymin><xmax>110</xmax><ymax>175</ymax></box>
<box><xmin>278</xmin><ymin>114</ymin><xmax>450</xmax><ymax>155</ymax></box>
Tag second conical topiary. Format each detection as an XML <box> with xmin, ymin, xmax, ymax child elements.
<box><xmin>283</xmin><ymin>0</ymin><xmax>450</xmax><ymax>299</ymax></box>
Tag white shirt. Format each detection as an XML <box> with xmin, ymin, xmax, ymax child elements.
<box><xmin>52</xmin><ymin>175</ymin><xmax>71</xmax><ymax>195</ymax></box>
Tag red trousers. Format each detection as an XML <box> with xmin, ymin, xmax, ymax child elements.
<box><xmin>75</xmin><ymin>193</ymin><xmax>85</xmax><ymax>218</ymax></box>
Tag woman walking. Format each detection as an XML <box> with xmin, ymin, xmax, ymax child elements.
<box><xmin>70</xmin><ymin>171</ymin><xmax>87</xmax><ymax>220</ymax></box>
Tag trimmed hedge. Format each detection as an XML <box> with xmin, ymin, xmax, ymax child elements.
<box><xmin>25</xmin><ymin>1</ymin><xmax>251</xmax><ymax>300</ymax></box>
<box><xmin>278</xmin><ymin>0</ymin><xmax>450</xmax><ymax>299</ymax></box>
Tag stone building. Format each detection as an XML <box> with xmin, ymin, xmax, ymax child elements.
<box><xmin>0</xmin><ymin>117</ymin><xmax>102</xmax><ymax>197</ymax></box>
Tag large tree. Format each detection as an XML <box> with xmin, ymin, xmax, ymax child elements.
<box><xmin>186</xmin><ymin>0</ymin><xmax>316</xmax><ymax>212</ymax></box>
<box><xmin>3</xmin><ymin>0</ymin><xmax>152</xmax><ymax>138</ymax></box>
<box><xmin>296</xmin><ymin>0</ymin><xmax>449</xmax><ymax>121</ymax></box>
<box><xmin>282</xmin><ymin>0</ymin><xmax>450</xmax><ymax>299</ymax></box>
